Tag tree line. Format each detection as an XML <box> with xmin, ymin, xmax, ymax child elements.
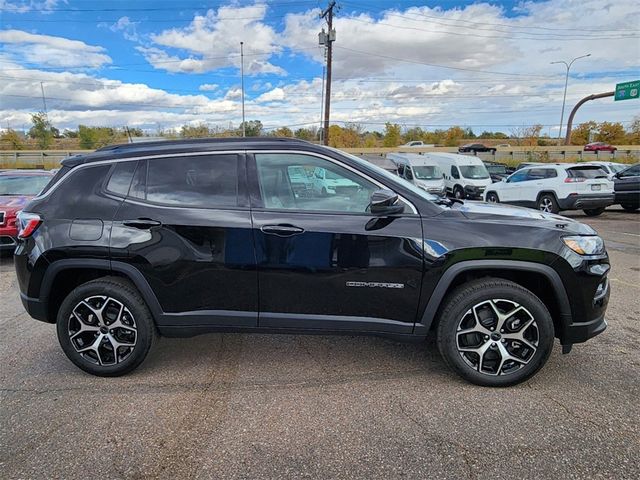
<box><xmin>1</xmin><ymin>112</ymin><xmax>638</xmax><ymax>150</ymax></box>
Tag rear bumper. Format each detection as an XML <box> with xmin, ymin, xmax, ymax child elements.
<box><xmin>20</xmin><ymin>292</ymin><xmax>49</xmax><ymax>323</ymax></box>
<box><xmin>558</xmin><ymin>193</ymin><xmax>614</xmax><ymax>210</ymax></box>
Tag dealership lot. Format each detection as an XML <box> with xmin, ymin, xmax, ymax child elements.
<box><xmin>0</xmin><ymin>208</ymin><xmax>638</xmax><ymax>479</ymax></box>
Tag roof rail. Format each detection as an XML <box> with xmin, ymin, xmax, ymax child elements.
<box><xmin>95</xmin><ymin>136</ymin><xmax>311</xmax><ymax>152</ymax></box>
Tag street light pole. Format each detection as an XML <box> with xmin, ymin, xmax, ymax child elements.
<box><xmin>551</xmin><ymin>53</ymin><xmax>591</xmax><ymax>140</ymax></box>
<box><xmin>240</xmin><ymin>41</ymin><xmax>246</xmax><ymax>137</ymax></box>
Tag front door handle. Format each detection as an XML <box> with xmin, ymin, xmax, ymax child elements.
<box><xmin>122</xmin><ymin>218</ymin><xmax>162</xmax><ymax>229</ymax></box>
<box><xmin>260</xmin><ymin>224</ymin><xmax>305</xmax><ymax>237</ymax></box>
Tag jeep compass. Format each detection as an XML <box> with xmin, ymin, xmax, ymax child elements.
<box><xmin>14</xmin><ymin>138</ymin><xmax>609</xmax><ymax>386</ymax></box>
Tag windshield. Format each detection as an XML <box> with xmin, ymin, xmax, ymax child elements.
<box><xmin>459</xmin><ymin>165</ymin><xmax>490</xmax><ymax>179</ymax></box>
<box><xmin>0</xmin><ymin>175</ymin><xmax>51</xmax><ymax>195</ymax></box>
<box><xmin>413</xmin><ymin>165</ymin><xmax>442</xmax><ymax>180</ymax></box>
<box><xmin>486</xmin><ymin>164</ymin><xmax>507</xmax><ymax>174</ymax></box>
<box><xmin>609</xmin><ymin>164</ymin><xmax>626</xmax><ymax>173</ymax></box>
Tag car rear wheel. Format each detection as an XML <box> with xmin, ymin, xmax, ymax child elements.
<box><xmin>583</xmin><ymin>207</ymin><xmax>605</xmax><ymax>216</ymax></box>
<box><xmin>486</xmin><ymin>192</ymin><xmax>499</xmax><ymax>203</ymax></box>
<box><xmin>436</xmin><ymin>278</ymin><xmax>554</xmax><ymax>387</ymax></box>
<box><xmin>56</xmin><ymin>277</ymin><xmax>156</xmax><ymax>377</ymax></box>
<box><xmin>621</xmin><ymin>204</ymin><xmax>638</xmax><ymax>212</ymax></box>
<box><xmin>537</xmin><ymin>194</ymin><xmax>559</xmax><ymax>214</ymax></box>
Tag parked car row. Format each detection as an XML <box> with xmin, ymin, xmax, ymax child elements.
<box><xmin>484</xmin><ymin>163</ymin><xmax>639</xmax><ymax>215</ymax></box>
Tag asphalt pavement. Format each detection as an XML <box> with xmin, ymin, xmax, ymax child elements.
<box><xmin>0</xmin><ymin>207</ymin><xmax>638</xmax><ymax>479</ymax></box>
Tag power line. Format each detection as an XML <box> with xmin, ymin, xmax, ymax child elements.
<box><xmin>1</xmin><ymin>1</ymin><xmax>318</xmax><ymax>12</ymax></box>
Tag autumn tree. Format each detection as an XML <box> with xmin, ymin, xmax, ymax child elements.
<box><xmin>0</xmin><ymin>129</ymin><xmax>25</xmax><ymax>149</ymax></box>
<box><xmin>78</xmin><ymin>125</ymin><xmax>118</xmax><ymax>149</ymax></box>
<box><xmin>28</xmin><ymin>112</ymin><xmax>57</xmax><ymax>149</ymax></box>
<box><xmin>240</xmin><ymin>120</ymin><xmax>263</xmax><ymax>137</ymax></box>
<box><xmin>595</xmin><ymin>122</ymin><xmax>626</xmax><ymax>144</ymax></box>
<box><xmin>383</xmin><ymin>123</ymin><xmax>401</xmax><ymax>147</ymax></box>
<box><xmin>271</xmin><ymin>127</ymin><xmax>293</xmax><ymax>137</ymax></box>
<box><xmin>294</xmin><ymin>127</ymin><xmax>318</xmax><ymax>141</ymax></box>
<box><xmin>627</xmin><ymin>116</ymin><xmax>640</xmax><ymax>144</ymax></box>
<box><xmin>443</xmin><ymin>126</ymin><xmax>465</xmax><ymax>146</ymax></box>
<box><xmin>569</xmin><ymin>121</ymin><xmax>597</xmax><ymax>145</ymax></box>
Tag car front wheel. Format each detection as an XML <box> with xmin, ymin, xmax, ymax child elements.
<box><xmin>56</xmin><ymin>277</ymin><xmax>156</xmax><ymax>376</ymax></box>
<box><xmin>453</xmin><ymin>186</ymin><xmax>465</xmax><ymax>199</ymax></box>
<box><xmin>436</xmin><ymin>278</ymin><xmax>554</xmax><ymax>387</ymax></box>
<box><xmin>486</xmin><ymin>192</ymin><xmax>499</xmax><ymax>203</ymax></box>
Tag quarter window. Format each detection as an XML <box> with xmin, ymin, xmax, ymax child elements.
<box><xmin>105</xmin><ymin>161</ymin><xmax>137</xmax><ymax>196</ymax></box>
<box><xmin>254</xmin><ymin>153</ymin><xmax>378</xmax><ymax>213</ymax></box>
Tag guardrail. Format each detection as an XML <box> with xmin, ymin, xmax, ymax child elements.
<box><xmin>1</xmin><ymin>146</ymin><xmax>639</xmax><ymax>169</ymax></box>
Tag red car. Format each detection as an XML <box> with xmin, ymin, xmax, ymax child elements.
<box><xmin>0</xmin><ymin>170</ymin><xmax>54</xmax><ymax>252</ymax></box>
<box><xmin>584</xmin><ymin>142</ymin><xmax>617</xmax><ymax>152</ymax></box>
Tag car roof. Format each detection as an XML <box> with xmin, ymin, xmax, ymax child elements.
<box><xmin>422</xmin><ymin>152</ymin><xmax>484</xmax><ymax>163</ymax></box>
<box><xmin>0</xmin><ymin>169</ymin><xmax>54</xmax><ymax>176</ymax></box>
<box><xmin>61</xmin><ymin>137</ymin><xmax>317</xmax><ymax>167</ymax></box>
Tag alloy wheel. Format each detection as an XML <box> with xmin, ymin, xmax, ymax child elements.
<box><xmin>539</xmin><ymin>197</ymin><xmax>553</xmax><ymax>212</ymax></box>
<box><xmin>456</xmin><ymin>299</ymin><xmax>539</xmax><ymax>376</ymax></box>
<box><xmin>68</xmin><ymin>295</ymin><xmax>137</xmax><ymax>366</ymax></box>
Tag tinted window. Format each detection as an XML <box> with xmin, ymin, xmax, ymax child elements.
<box><xmin>567</xmin><ymin>166</ymin><xmax>607</xmax><ymax>179</ymax></box>
<box><xmin>527</xmin><ymin>168</ymin><xmax>547</xmax><ymax>180</ymax></box>
<box><xmin>144</xmin><ymin>155</ymin><xmax>238</xmax><ymax>207</ymax></box>
<box><xmin>621</xmin><ymin>165</ymin><xmax>640</xmax><ymax>177</ymax></box>
<box><xmin>106</xmin><ymin>161</ymin><xmax>137</xmax><ymax>196</ymax></box>
<box><xmin>255</xmin><ymin>153</ymin><xmax>377</xmax><ymax>213</ymax></box>
<box><xmin>545</xmin><ymin>169</ymin><xmax>558</xmax><ymax>178</ymax></box>
<box><xmin>40</xmin><ymin>166</ymin><xmax>70</xmax><ymax>195</ymax></box>
<box><xmin>508</xmin><ymin>170</ymin><xmax>529</xmax><ymax>183</ymax></box>
<box><xmin>451</xmin><ymin>166</ymin><xmax>460</xmax><ymax>179</ymax></box>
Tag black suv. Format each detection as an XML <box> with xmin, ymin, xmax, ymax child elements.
<box><xmin>14</xmin><ymin>138</ymin><xmax>610</xmax><ymax>386</ymax></box>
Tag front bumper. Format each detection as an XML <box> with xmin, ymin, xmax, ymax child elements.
<box><xmin>558</xmin><ymin>193</ymin><xmax>614</xmax><ymax>210</ymax></box>
<box><xmin>463</xmin><ymin>185</ymin><xmax>485</xmax><ymax>199</ymax></box>
<box><xmin>561</xmin><ymin>313</ymin><xmax>607</xmax><ymax>346</ymax></box>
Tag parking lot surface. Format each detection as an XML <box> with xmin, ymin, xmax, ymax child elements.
<box><xmin>1</xmin><ymin>207</ymin><xmax>638</xmax><ymax>479</ymax></box>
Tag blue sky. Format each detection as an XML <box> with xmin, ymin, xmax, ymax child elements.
<box><xmin>1</xmin><ymin>0</ymin><xmax>638</xmax><ymax>134</ymax></box>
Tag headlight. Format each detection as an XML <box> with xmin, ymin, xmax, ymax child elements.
<box><xmin>562</xmin><ymin>236</ymin><xmax>605</xmax><ymax>255</ymax></box>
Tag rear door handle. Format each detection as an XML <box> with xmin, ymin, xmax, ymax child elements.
<box><xmin>260</xmin><ymin>224</ymin><xmax>305</xmax><ymax>237</ymax></box>
<box><xmin>122</xmin><ymin>218</ymin><xmax>162</xmax><ymax>229</ymax></box>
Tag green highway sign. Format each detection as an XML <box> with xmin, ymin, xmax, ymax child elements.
<box><xmin>614</xmin><ymin>80</ymin><xmax>640</xmax><ymax>101</ymax></box>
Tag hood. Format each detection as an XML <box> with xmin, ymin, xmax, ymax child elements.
<box><xmin>0</xmin><ymin>195</ymin><xmax>34</xmax><ymax>212</ymax></box>
<box><xmin>456</xmin><ymin>200</ymin><xmax>596</xmax><ymax>235</ymax></box>
<box><xmin>416</xmin><ymin>179</ymin><xmax>444</xmax><ymax>188</ymax></box>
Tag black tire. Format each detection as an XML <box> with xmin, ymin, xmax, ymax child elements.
<box><xmin>453</xmin><ymin>185</ymin><xmax>465</xmax><ymax>199</ymax></box>
<box><xmin>436</xmin><ymin>278</ymin><xmax>554</xmax><ymax>387</ymax></box>
<box><xmin>486</xmin><ymin>192</ymin><xmax>499</xmax><ymax>203</ymax></box>
<box><xmin>621</xmin><ymin>204</ymin><xmax>639</xmax><ymax>212</ymax></box>
<box><xmin>583</xmin><ymin>207</ymin><xmax>605</xmax><ymax>216</ymax></box>
<box><xmin>56</xmin><ymin>277</ymin><xmax>157</xmax><ymax>377</ymax></box>
<box><xmin>537</xmin><ymin>193</ymin><xmax>559</xmax><ymax>214</ymax></box>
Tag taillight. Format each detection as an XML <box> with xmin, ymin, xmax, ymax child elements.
<box><xmin>564</xmin><ymin>177</ymin><xmax>586</xmax><ymax>183</ymax></box>
<box><xmin>17</xmin><ymin>212</ymin><xmax>42</xmax><ymax>239</ymax></box>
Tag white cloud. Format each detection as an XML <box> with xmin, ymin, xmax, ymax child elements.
<box><xmin>199</xmin><ymin>83</ymin><xmax>219</xmax><ymax>91</ymax></box>
<box><xmin>0</xmin><ymin>0</ymin><xmax>63</xmax><ymax>13</ymax></box>
<box><xmin>0</xmin><ymin>29</ymin><xmax>111</xmax><ymax>68</ymax></box>
<box><xmin>140</xmin><ymin>4</ymin><xmax>284</xmax><ymax>75</ymax></box>
<box><xmin>108</xmin><ymin>16</ymin><xmax>140</xmax><ymax>42</ymax></box>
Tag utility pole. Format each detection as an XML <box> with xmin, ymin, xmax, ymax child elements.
<box><xmin>320</xmin><ymin>63</ymin><xmax>326</xmax><ymax>144</ymax></box>
<box><xmin>240</xmin><ymin>41</ymin><xmax>246</xmax><ymax>137</ymax></box>
<box><xmin>40</xmin><ymin>82</ymin><xmax>48</xmax><ymax>118</ymax></box>
<box><xmin>319</xmin><ymin>1</ymin><xmax>336</xmax><ymax>146</ymax></box>
<box><xmin>551</xmin><ymin>53</ymin><xmax>590</xmax><ymax>141</ymax></box>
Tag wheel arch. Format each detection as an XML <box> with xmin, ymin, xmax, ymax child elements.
<box><xmin>416</xmin><ymin>260</ymin><xmax>571</xmax><ymax>338</ymax></box>
<box><xmin>39</xmin><ymin>259</ymin><xmax>162</xmax><ymax>324</ymax></box>
<box><xmin>536</xmin><ymin>190</ymin><xmax>559</xmax><ymax>203</ymax></box>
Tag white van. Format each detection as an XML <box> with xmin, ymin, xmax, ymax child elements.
<box><xmin>386</xmin><ymin>153</ymin><xmax>445</xmax><ymax>196</ymax></box>
<box><xmin>421</xmin><ymin>153</ymin><xmax>493</xmax><ymax>199</ymax></box>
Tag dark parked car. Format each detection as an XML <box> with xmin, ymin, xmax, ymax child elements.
<box><xmin>0</xmin><ymin>169</ymin><xmax>54</xmax><ymax>252</ymax></box>
<box><xmin>613</xmin><ymin>163</ymin><xmax>639</xmax><ymax>211</ymax></box>
<box><xmin>584</xmin><ymin>142</ymin><xmax>617</xmax><ymax>153</ymax></box>
<box><xmin>15</xmin><ymin>138</ymin><xmax>609</xmax><ymax>387</ymax></box>
<box><xmin>458</xmin><ymin>143</ymin><xmax>497</xmax><ymax>154</ymax></box>
<box><xmin>483</xmin><ymin>161</ymin><xmax>514</xmax><ymax>182</ymax></box>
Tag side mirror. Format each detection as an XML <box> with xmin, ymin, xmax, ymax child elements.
<box><xmin>369</xmin><ymin>189</ymin><xmax>405</xmax><ymax>215</ymax></box>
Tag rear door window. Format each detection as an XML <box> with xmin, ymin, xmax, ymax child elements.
<box><xmin>129</xmin><ymin>155</ymin><xmax>240</xmax><ymax>208</ymax></box>
<box><xmin>105</xmin><ymin>161</ymin><xmax>137</xmax><ymax>196</ymax></box>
